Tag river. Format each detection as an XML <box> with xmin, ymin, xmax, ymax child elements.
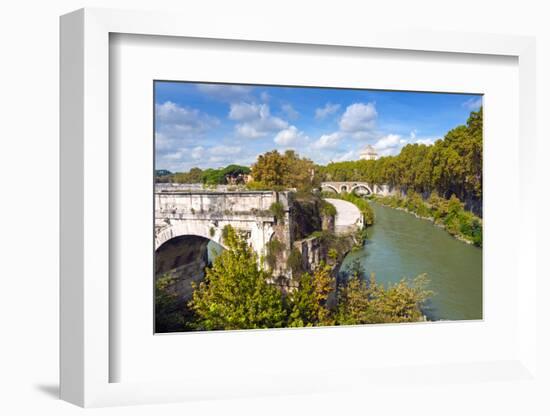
<box><xmin>340</xmin><ymin>201</ymin><xmax>483</xmax><ymax>321</ymax></box>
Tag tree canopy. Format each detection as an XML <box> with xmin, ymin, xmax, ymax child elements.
<box><xmin>161</xmin><ymin>164</ymin><xmax>251</xmax><ymax>185</ymax></box>
<box><xmin>319</xmin><ymin>108</ymin><xmax>483</xmax><ymax>208</ymax></box>
<box><xmin>249</xmin><ymin>149</ymin><xmax>320</xmax><ymax>191</ymax></box>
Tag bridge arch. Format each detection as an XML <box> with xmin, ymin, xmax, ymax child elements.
<box><xmin>155</xmin><ymin>222</ymin><xmax>227</xmax><ymax>251</ymax></box>
<box><xmin>350</xmin><ymin>183</ymin><xmax>373</xmax><ymax>195</ymax></box>
<box><xmin>155</xmin><ymin>232</ymin><xmax>226</xmax><ymax>307</ymax></box>
<box><xmin>320</xmin><ymin>183</ymin><xmax>339</xmax><ymax>194</ymax></box>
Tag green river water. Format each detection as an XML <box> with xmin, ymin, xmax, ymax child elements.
<box><xmin>340</xmin><ymin>201</ymin><xmax>483</xmax><ymax>321</ymax></box>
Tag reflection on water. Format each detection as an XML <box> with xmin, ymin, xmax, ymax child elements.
<box><xmin>341</xmin><ymin>202</ymin><xmax>482</xmax><ymax>321</ymax></box>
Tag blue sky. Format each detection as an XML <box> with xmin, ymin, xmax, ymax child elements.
<box><xmin>155</xmin><ymin>81</ymin><xmax>482</xmax><ymax>172</ymax></box>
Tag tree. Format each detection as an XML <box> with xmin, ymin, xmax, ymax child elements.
<box><xmin>317</xmin><ymin>107</ymin><xmax>483</xmax><ymax>215</ymax></box>
<box><xmin>201</xmin><ymin>168</ymin><xmax>226</xmax><ymax>185</ymax></box>
<box><xmin>189</xmin><ymin>226</ymin><xmax>286</xmax><ymax>330</ymax></box>
<box><xmin>250</xmin><ymin>150</ymin><xmax>318</xmax><ymax>191</ymax></box>
<box><xmin>335</xmin><ymin>261</ymin><xmax>433</xmax><ymax>325</ymax></box>
<box><xmin>369</xmin><ymin>274</ymin><xmax>432</xmax><ymax>323</ymax></box>
<box><xmin>155</xmin><ymin>274</ymin><xmax>189</xmax><ymax>332</ymax></box>
<box><xmin>287</xmin><ymin>263</ymin><xmax>335</xmax><ymax>327</ymax></box>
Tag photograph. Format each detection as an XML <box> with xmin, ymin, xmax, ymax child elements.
<box><xmin>153</xmin><ymin>81</ymin><xmax>483</xmax><ymax>333</ymax></box>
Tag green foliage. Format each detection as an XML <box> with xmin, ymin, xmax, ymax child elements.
<box><xmin>353</xmin><ymin>228</ymin><xmax>369</xmax><ymax>249</ymax></box>
<box><xmin>269</xmin><ymin>201</ymin><xmax>286</xmax><ymax>223</ymax></box>
<box><xmin>161</xmin><ymin>164</ymin><xmax>251</xmax><ymax>185</ymax></box>
<box><xmin>319</xmin><ymin>108</ymin><xmax>483</xmax><ymax>209</ymax></box>
<box><xmin>309</xmin><ymin>230</ymin><xmax>350</xmax><ymax>257</ymax></box>
<box><xmin>287</xmin><ymin>263</ymin><xmax>335</xmax><ymax>327</ymax></box>
<box><xmin>189</xmin><ymin>226</ymin><xmax>287</xmax><ymax>330</ymax></box>
<box><xmin>265</xmin><ymin>238</ymin><xmax>285</xmax><ymax>270</ymax></box>
<box><xmin>201</xmin><ymin>168</ymin><xmax>227</xmax><ymax>185</ymax></box>
<box><xmin>222</xmin><ymin>164</ymin><xmax>251</xmax><ymax>177</ymax></box>
<box><xmin>369</xmin><ymin>274</ymin><xmax>433</xmax><ymax>323</ymax></box>
<box><xmin>155</xmin><ymin>274</ymin><xmax>190</xmax><ymax>332</ymax></box>
<box><xmin>320</xmin><ymin>200</ymin><xmax>337</xmax><ymax>217</ymax></box>
<box><xmin>169</xmin><ymin>167</ymin><xmax>204</xmax><ymax>184</ymax></box>
<box><xmin>157</xmin><ymin>231</ymin><xmax>434</xmax><ymax>331</ymax></box>
<box><xmin>287</xmin><ymin>248</ymin><xmax>304</xmax><ymax>275</ymax></box>
<box><xmin>328</xmin><ymin>248</ymin><xmax>339</xmax><ymax>261</ymax></box>
<box><xmin>250</xmin><ymin>149</ymin><xmax>320</xmax><ymax>191</ymax></box>
<box><xmin>209</xmin><ymin>227</ymin><xmax>215</xmax><ymax>238</ymax></box>
<box><xmin>375</xmin><ymin>191</ymin><xmax>483</xmax><ymax>246</ymax></box>
<box><xmin>221</xmin><ymin>224</ymin><xmax>231</xmax><ymax>242</ymax></box>
<box><xmin>335</xmin><ymin>273</ymin><xmax>375</xmax><ymax>325</ymax></box>
<box><xmin>336</xmin><ymin>265</ymin><xmax>433</xmax><ymax>325</ymax></box>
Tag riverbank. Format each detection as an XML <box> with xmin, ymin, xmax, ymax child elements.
<box><xmin>371</xmin><ymin>192</ymin><xmax>482</xmax><ymax>247</ymax></box>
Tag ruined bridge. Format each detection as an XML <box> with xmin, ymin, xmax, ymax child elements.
<box><xmin>320</xmin><ymin>181</ymin><xmax>390</xmax><ymax>196</ymax></box>
<box><xmin>155</xmin><ymin>186</ymin><xmax>292</xmax><ymax>300</ymax></box>
<box><xmin>154</xmin><ymin>183</ymin><xmax>372</xmax><ymax>302</ymax></box>
<box><xmin>155</xmin><ymin>188</ymin><xmax>282</xmax><ymax>254</ymax></box>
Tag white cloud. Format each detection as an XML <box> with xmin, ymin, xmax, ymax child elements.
<box><xmin>260</xmin><ymin>91</ymin><xmax>270</xmax><ymax>102</ymax></box>
<box><xmin>155</xmin><ymin>132</ymin><xmax>172</xmax><ymax>151</ymax></box>
<box><xmin>210</xmin><ymin>145</ymin><xmax>242</xmax><ymax>155</ymax></box>
<box><xmin>373</xmin><ymin>134</ymin><xmax>407</xmax><ymax>156</ymax></box>
<box><xmin>156</xmin><ymin>101</ymin><xmax>219</xmax><ymax>133</ymax></box>
<box><xmin>281</xmin><ymin>104</ymin><xmax>299</xmax><ymax>120</ymax></box>
<box><xmin>374</xmin><ymin>134</ymin><xmax>402</xmax><ymax>149</ymax></box>
<box><xmin>164</xmin><ymin>150</ymin><xmax>184</xmax><ymax>160</ymax></box>
<box><xmin>315</xmin><ymin>103</ymin><xmax>341</xmax><ymax>119</ymax></box>
<box><xmin>274</xmin><ymin>126</ymin><xmax>308</xmax><ymax>146</ymax></box>
<box><xmin>234</xmin><ymin>124</ymin><xmax>266</xmax><ymax>139</ymax></box>
<box><xmin>156</xmin><ymin>143</ymin><xmax>251</xmax><ymax>172</ymax></box>
<box><xmin>191</xmin><ymin>146</ymin><xmax>205</xmax><ymax>160</ymax></box>
<box><xmin>155</xmin><ymin>102</ymin><xmax>220</xmax><ymax>164</ymax></box>
<box><xmin>410</xmin><ymin>129</ymin><xmax>417</xmax><ymax>140</ymax></box>
<box><xmin>312</xmin><ymin>132</ymin><xmax>342</xmax><ymax>149</ymax></box>
<box><xmin>229</xmin><ymin>102</ymin><xmax>288</xmax><ymax>139</ymax></box>
<box><xmin>415</xmin><ymin>138</ymin><xmax>436</xmax><ymax>146</ymax></box>
<box><xmin>462</xmin><ymin>97</ymin><xmax>483</xmax><ymax>110</ymax></box>
<box><xmin>339</xmin><ymin>103</ymin><xmax>377</xmax><ymax>133</ymax></box>
<box><xmin>196</xmin><ymin>84</ymin><xmax>252</xmax><ymax>102</ymax></box>
<box><xmin>229</xmin><ymin>102</ymin><xmax>265</xmax><ymax>121</ymax></box>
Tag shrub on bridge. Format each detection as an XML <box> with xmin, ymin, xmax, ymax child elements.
<box><xmin>269</xmin><ymin>202</ymin><xmax>285</xmax><ymax>223</ymax></box>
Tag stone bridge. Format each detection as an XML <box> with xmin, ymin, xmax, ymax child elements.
<box><xmin>155</xmin><ymin>186</ymin><xmax>291</xmax><ymax>301</ymax></box>
<box><xmin>155</xmin><ymin>189</ymin><xmax>281</xmax><ymax>253</ymax></box>
<box><xmin>321</xmin><ymin>181</ymin><xmax>390</xmax><ymax>196</ymax></box>
<box><xmin>154</xmin><ymin>184</ymin><xmax>372</xmax><ymax>303</ymax></box>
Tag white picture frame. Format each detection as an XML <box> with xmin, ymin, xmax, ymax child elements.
<box><xmin>60</xmin><ymin>7</ymin><xmax>538</xmax><ymax>407</ymax></box>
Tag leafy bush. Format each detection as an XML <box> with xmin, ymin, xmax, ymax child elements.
<box><xmin>320</xmin><ymin>200</ymin><xmax>337</xmax><ymax>217</ymax></box>
<box><xmin>287</xmin><ymin>248</ymin><xmax>304</xmax><ymax>275</ymax></box>
<box><xmin>265</xmin><ymin>238</ymin><xmax>285</xmax><ymax>269</ymax></box>
<box><xmin>189</xmin><ymin>226</ymin><xmax>286</xmax><ymax>330</ymax></box>
<box><xmin>269</xmin><ymin>202</ymin><xmax>286</xmax><ymax>223</ymax></box>
<box><xmin>287</xmin><ymin>263</ymin><xmax>335</xmax><ymax>327</ymax></box>
<box><xmin>336</xmin><ymin>265</ymin><xmax>433</xmax><ymax>325</ymax></box>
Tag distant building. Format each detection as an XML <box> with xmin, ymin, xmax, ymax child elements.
<box><xmin>359</xmin><ymin>145</ymin><xmax>378</xmax><ymax>160</ymax></box>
